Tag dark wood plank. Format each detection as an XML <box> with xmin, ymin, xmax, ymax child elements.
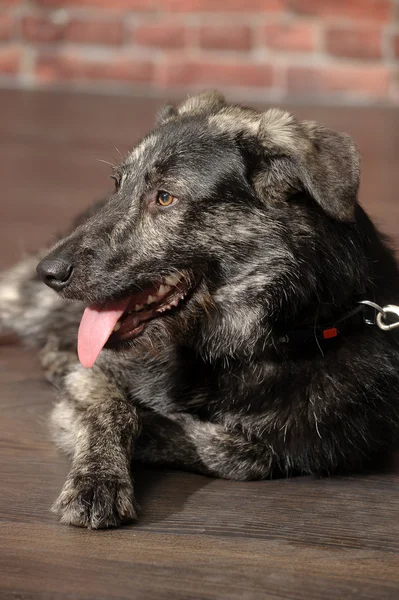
<box><xmin>0</xmin><ymin>89</ymin><xmax>398</xmax><ymax>600</ymax></box>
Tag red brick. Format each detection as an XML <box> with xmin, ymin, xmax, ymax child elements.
<box><xmin>162</xmin><ymin>0</ymin><xmax>283</xmax><ymax>12</ymax></box>
<box><xmin>287</xmin><ymin>65</ymin><xmax>390</xmax><ymax>98</ymax></box>
<box><xmin>65</xmin><ymin>19</ymin><xmax>123</xmax><ymax>45</ymax></box>
<box><xmin>133</xmin><ymin>22</ymin><xmax>186</xmax><ymax>49</ymax></box>
<box><xmin>287</xmin><ymin>0</ymin><xmax>392</xmax><ymax>23</ymax></box>
<box><xmin>22</xmin><ymin>16</ymin><xmax>65</xmax><ymax>43</ymax></box>
<box><xmin>36</xmin><ymin>53</ymin><xmax>154</xmax><ymax>84</ymax></box>
<box><xmin>326</xmin><ymin>26</ymin><xmax>382</xmax><ymax>59</ymax></box>
<box><xmin>0</xmin><ymin>46</ymin><xmax>21</xmax><ymax>75</ymax></box>
<box><xmin>22</xmin><ymin>16</ymin><xmax>123</xmax><ymax>45</ymax></box>
<box><xmin>34</xmin><ymin>0</ymin><xmax>156</xmax><ymax>10</ymax></box>
<box><xmin>157</xmin><ymin>59</ymin><xmax>273</xmax><ymax>88</ymax></box>
<box><xmin>0</xmin><ymin>15</ymin><xmax>14</xmax><ymax>41</ymax></box>
<box><xmin>199</xmin><ymin>25</ymin><xmax>252</xmax><ymax>51</ymax></box>
<box><xmin>262</xmin><ymin>22</ymin><xmax>316</xmax><ymax>52</ymax></box>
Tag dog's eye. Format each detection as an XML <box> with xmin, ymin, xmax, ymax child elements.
<box><xmin>156</xmin><ymin>191</ymin><xmax>178</xmax><ymax>207</ymax></box>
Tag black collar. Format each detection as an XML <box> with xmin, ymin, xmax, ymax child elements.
<box><xmin>278</xmin><ymin>302</ymin><xmax>377</xmax><ymax>355</ymax></box>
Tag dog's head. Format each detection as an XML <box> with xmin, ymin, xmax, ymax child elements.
<box><xmin>37</xmin><ymin>91</ymin><xmax>367</xmax><ymax>367</ymax></box>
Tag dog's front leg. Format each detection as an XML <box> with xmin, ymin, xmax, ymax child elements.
<box><xmin>51</xmin><ymin>363</ymin><xmax>139</xmax><ymax>529</ymax></box>
<box><xmin>136</xmin><ymin>413</ymin><xmax>274</xmax><ymax>481</ymax></box>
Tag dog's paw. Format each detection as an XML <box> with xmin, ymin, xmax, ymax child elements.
<box><xmin>52</xmin><ymin>471</ymin><xmax>138</xmax><ymax>529</ymax></box>
<box><xmin>39</xmin><ymin>335</ymin><xmax>78</xmax><ymax>386</ymax></box>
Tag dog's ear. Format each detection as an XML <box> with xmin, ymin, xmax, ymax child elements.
<box><xmin>258</xmin><ymin>109</ymin><xmax>360</xmax><ymax>221</ymax></box>
<box><xmin>155</xmin><ymin>104</ymin><xmax>179</xmax><ymax>126</ymax></box>
<box><xmin>156</xmin><ymin>90</ymin><xmax>225</xmax><ymax>126</ymax></box>
<box><xmin>177</xmin><ymin>90</ymin><xmax>226</xmax><ymax>115</ymax></box>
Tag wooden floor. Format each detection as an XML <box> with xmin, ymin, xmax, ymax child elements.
<box><xmin>0</xmin><ymin>89</ymin><xmax>398</xmax><ymax>600</ymax></box>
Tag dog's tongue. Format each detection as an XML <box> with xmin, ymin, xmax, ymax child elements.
<box><xmin>78</xmin><ymin>298</ymin><xmax>131</xmax><ymax>368</ymax></box>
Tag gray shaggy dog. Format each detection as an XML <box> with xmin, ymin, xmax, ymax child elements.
<box><xmin>1</xmin><ymin>91</ymin><xmax>399</xmax><ymax>529</ymax></box>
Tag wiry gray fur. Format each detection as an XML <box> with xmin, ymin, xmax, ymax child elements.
<box><xmin>1</xmin><ymin>91</ymin><xmax>399</xmax><ymax>529</ymax></box>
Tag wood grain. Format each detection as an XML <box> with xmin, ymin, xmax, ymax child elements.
<box><xmin>0</xmin><ymin>89</ymin><xmax>398</xmax><ymax>600</ymax></box>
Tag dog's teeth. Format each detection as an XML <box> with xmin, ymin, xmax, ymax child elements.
<box><xmin>158</xmin><ymin>284</ymin><xmax>171</xmax><ymax>296</ymax></box>
<box><xmin>135</xmin><ymin>304</ymin><xmax>144</xmax><ymax>311</ymax></box>
<box><xmin>164</xmin><ymin>274</ymin><xmax>181</xmax><ymax>286</ymax></box>
<box><xmin>147</xmin><ymin>295</ymin><xmax>156</xmax><ymax>304</ymax></box>
<box><xmin>113</xmin><ymin>322</ymin><xmax>121</xmax><ymax>332</ymax></box>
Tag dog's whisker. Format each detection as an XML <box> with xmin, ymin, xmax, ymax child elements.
<box><xmin>113</xmin><ymin>146</ymin><xmax>124</xmax><ymax>161</ymax></box>
<box><xmin>97</xmin><ymin>159</ymin><xmax>116</xmax><ymax>168</ymax></box>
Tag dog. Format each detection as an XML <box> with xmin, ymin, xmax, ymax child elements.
<box><xmin>1</xmin><ymin>90</ymin><xmax>399</xmax><ymax>529</ymax></box>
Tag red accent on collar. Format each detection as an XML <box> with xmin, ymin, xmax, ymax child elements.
<box><xmin>323</xmin><ymin>327</ymin><xmax>338</xmax><ymax>339</ymax></box>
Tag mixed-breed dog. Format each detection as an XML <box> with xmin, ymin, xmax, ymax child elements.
<box><xmin>1</xmin><ymin>91</ymin><xmax>398</xmax><ymax>529</ymax></box>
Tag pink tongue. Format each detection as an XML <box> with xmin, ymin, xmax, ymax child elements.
<box><xmin>77</xmin><ymin>298</ymin><xmax>131</xmax><ymax>368</ymax></box>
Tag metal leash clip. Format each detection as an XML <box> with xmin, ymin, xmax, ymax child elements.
<box><xmin>359</xmin><ymin>300</ymin><xmax>399</xmax><ymax>331</ymax></box>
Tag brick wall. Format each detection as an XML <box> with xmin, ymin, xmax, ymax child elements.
<box><xmin>1</xmin><ymin>0</ymin><xmax>399</xmax><ymax>105</ymax></box>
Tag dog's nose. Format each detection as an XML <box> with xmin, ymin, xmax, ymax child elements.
<box><xmin>36</xmin><ymin>257</ymin><xmax>73</xmax><ymax>291</ymax></box>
